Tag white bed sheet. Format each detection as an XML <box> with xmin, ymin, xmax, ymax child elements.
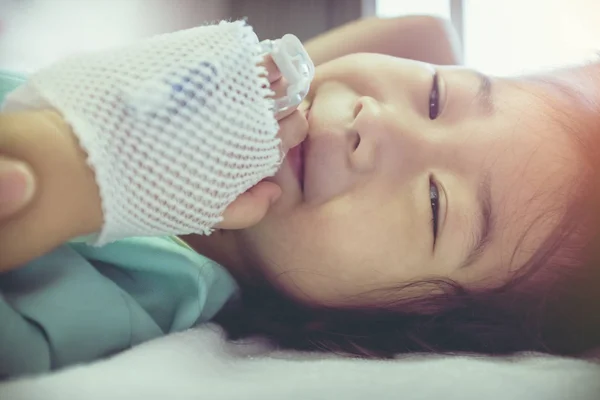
<box><xmin>1</xmin><ymin>324</ymin><xmax>599</xmax><ymax>400</ymax></box>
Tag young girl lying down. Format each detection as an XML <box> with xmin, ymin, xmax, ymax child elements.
<box><xmin>1</xmin><ymin>15</ymin><xmax>600</xmax><ymax>377</ymax></box>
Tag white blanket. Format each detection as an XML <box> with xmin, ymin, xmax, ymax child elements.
<box><xmin>1</xmin><ymin>325</ymin><xmax>599</xmax><ymax>400</ymax></box>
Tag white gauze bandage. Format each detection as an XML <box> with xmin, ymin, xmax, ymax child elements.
<box><xmin>3</xmin><ymin>21</ymin><xmax>289</xmax><ymax>245</ymax></box>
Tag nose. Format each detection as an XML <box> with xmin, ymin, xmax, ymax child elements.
<box><xmin>349</xmin><ymin>96</ymin><xmax>383</xmax><ymax>173</ymax></box>
<box><xmin>349</xmin><ymin>95</ymin><xmax>443</xmax><ymax>179</ymax></box>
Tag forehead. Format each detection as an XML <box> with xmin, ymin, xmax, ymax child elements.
<box><xmin>458</xmin><ymin>78</ymin><xmax>586</xmax><ymax>285</ymax></box>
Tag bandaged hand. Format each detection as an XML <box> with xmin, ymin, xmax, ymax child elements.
<box><xmin>216</xmin><ymin>54</ymin><xmax>308</xmax><ymax>230</ymax></box>
<box><xmin>3</xmin><ymin>21</ymin><xmax>311</xmax><ymax>245</ymax></box>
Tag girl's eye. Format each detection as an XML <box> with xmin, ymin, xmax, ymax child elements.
<box><xmin>430</xmin><ymin>178</ymin><xmax>440</xmax><ymax>244</ymax></box>
<box><xmin>429</xmin><ymin>72</ymin><xmax>440</xmax><ymax>120</ymax></box>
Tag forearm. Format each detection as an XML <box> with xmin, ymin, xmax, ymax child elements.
<box><xmin>304</xmin><ymin>15</ymin><xmax>462</xmax><ymax>66</ymax></box>
<box><xmin>0</xmin><ymin>111</ymin><xmax>103</xmax><ymax>272</ymax></box>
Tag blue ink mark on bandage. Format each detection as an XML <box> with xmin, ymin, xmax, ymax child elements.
<box><xmin>166</xmin><ymin>61</ymin><xmax>217</xmax><ymax>116</ymax></box>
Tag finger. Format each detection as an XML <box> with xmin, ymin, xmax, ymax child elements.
<box><xmin>275</xmin><ymin>102</ymin><xmax>301</xmax><ymax>121</ymax></box>
<box><xmin>270</xmin><ymin>76</ymin><xmax>288</xmax><ymax>100</ymax></box>
<box><xmin>270</xmin><ymin>77</ymin><xmax>302</xmax><ymax>121</ymax></box>
<box><xmin>0</xmin><ymin>157</ymin><xmax>35</xmax><ymax>220</ymax></box>
<box><xmin>261</xmin><ymin>57</ymin><xmax>300</xmax><ymax>120</ymax></box>
<box><xmin>278</xmin><ymin>110</ymin><xmax>309</xmax><ymax>154</ymax></box>
<box><xmin>259</xmin><ymin>55</ymin><xmax>282</xmax><ymax>84</ymax></box>
<box><xmin>216</xmin><ymin>180</ymin><xmax>282</xmax><ymax>230</ymax></box>
<box><xmin>263</xmin><ymin>55</ymin><xmax>307</xmax><ymax>120</ymax></box>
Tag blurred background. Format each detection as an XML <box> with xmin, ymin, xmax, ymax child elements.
<box><xmin>0</xmin><ymin>0</ymin><xmax>599</xmax><ymax>75</ymax></box>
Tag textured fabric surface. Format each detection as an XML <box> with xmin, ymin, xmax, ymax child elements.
<box><xmin>2</xmin><ymin>21</ymin><xmax>282</xmax><ymax>245</ymax></box>
<box><xmin>1</xmin><ymin>325</ymin><xmax>599</xmax><ymax>400</ymax></box>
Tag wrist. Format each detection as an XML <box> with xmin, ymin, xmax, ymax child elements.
<box><xmin>37</xmin><ymin>110</ymin><xmax>104</xmax><ymax>238</ymax></box>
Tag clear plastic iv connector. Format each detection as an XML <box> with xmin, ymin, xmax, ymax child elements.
<box><xmin>259</xmin><ymin>34</ymin><xmax>316</xmax><ymax>114</ymax></box>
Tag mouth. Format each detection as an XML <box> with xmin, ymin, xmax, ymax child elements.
<box><xmin>286</xmin><ymin>141</ymin><xmax>305</xmax><ymax>191</ymax></box>
<box><xmin>281</xmin><ymin>102</ymin><xmax>311</xmax><ymax>193</ymax></box>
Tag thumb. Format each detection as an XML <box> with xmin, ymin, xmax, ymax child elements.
<box><xmin>216</xmin><ymin>181</ymin><xmax>281</xmax><ymax>230</ymax></box>
<box><xmin>0</xmin><ymin>158</ymin><xmax>35</xmax><ymax>220</ymax></box>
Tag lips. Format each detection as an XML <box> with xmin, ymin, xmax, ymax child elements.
<box><xmin>286</xmin><ymin>141</ymin><xmax>305</xmax><ymax>191</ymax></box>
<box><xmin>282</xmin><ymin>104</ymin><xmax>310</xmax><ymax>191</ymax></box>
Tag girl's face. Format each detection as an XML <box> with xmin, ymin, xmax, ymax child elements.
<box><xmin>234</xmin><ymin>53</ymin><xmax>583</xmax><ymax>306</ymax></box>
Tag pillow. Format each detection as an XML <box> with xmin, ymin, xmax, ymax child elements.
<box><xmin>1</xmin><ymin>325</ymin><xmax>599</xmax><ymax>400</ymax></box>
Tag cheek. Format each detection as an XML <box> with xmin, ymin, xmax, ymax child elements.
<box><xmin>239</xmin><ymin>193</ymin><xmax>422</xmax><ymax>304</ymax></box>
<box><xmin>236</xmin><ymin>210</ymin><xmax>347</xmax><ymax>303</ymax></box>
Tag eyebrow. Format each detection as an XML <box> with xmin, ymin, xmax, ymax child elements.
<box><xmin>459</xmin><ymin>174</ymin><xmax>494</xmax><ymax>269</ymax></box>
<box><xmin>474</xmin><ymin>72</ymin><xmax>495</xmax><ymax>115</ymax></box>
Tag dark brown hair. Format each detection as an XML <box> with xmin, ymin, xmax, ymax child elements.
<box><xmin>216</xmin><ymin>65</ymin><xmax>600</xmax><ymax>358</ymax></box>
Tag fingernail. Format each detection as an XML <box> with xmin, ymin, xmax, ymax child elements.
<box><xmin>0</xmin><ymin>161</ymin><xmax>35</xmax><ymax>212</ymax></box>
